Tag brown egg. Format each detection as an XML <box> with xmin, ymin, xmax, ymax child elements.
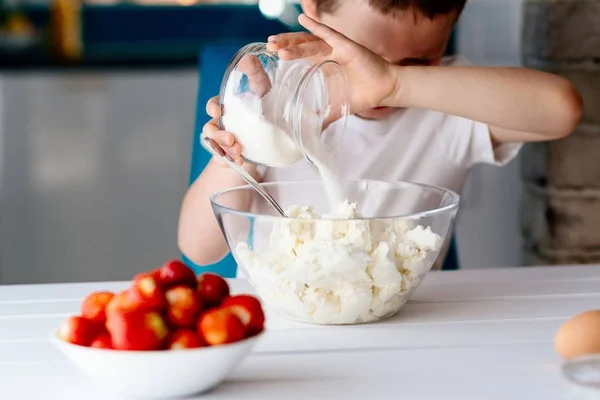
<box><xmin>555</xmin><ymin>310</ymin><xmax>600</xmax><ymax>359</ymax></box>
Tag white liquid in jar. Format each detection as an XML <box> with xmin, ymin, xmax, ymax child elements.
<box><xmin>222</xmin><ymin>93</ymin><xmax>303</xmax><ymax>167</ymax></box>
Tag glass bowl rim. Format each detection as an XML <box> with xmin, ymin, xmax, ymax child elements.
<box><xmin>209</xmin><ymin>179</ymin><xmax>460</xmax><ymax>222</ymax></box>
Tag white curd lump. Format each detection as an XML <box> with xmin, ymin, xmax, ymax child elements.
<box><xmin>235</xmin><ymin>200</ymin><xmax>442</xmax><ymax>324</ymax></box>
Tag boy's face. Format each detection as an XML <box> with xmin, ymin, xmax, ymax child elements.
<box><xmin>303</xmin><ymin>0</ymin><xmax>456</xmax><ymax>120</ymax></box>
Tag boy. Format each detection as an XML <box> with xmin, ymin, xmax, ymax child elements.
<box><xmin>178</xmin><ymin>0</ymin><xmax>583</xmax><ymax>269</ymax></box>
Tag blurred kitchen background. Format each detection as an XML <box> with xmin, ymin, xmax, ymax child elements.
<box><xmin>0</xmin><ymin>0</ymin><xmax>597</xmax><ymax>284</ymax></box>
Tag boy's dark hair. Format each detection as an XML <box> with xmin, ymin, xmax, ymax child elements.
<box><xmin>315</xmin><ymin>0</ymin><xmax>467</xmax><ymax>19</ymax></box>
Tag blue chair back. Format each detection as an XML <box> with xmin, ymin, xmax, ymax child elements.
<box><xmin>183</xmin><ymin>44</ymin><xmax>246</xmax><ymax>278</ymax></box>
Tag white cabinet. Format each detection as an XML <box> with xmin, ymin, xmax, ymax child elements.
<box><xmin>0</xmin><ymin>70</ymin><xmax>196</xmax><ymax>284</ymax></box>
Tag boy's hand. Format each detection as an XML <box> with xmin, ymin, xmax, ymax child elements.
<box><xmin>266</xmin><ymin>14</ymin><xmax>399</xmax><ymax>114</ymax></box>
<box><xmin>202</xmin><ymin>53</ymin><xmax>275</xmax><ymax>166</ymax></box>
<box><xmin>201</xmin><ymin>96</ymin><xmax>244</xmax><ymax>165</ymax></box>
<box><xmin>237</xmin><ymin>54</ymin><xmax>272</xmax><ymax>98</ymax></box>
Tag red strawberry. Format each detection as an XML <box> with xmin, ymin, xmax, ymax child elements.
<box><xmin>90</xmin><ymin>333</ymin><xmax>113</xmax><ymax>349</ymax></box>
<box><xmin>166</xmin><ymin>329</ymin><xmax>204</xmax><ymax>350</ymax></box>
<box><xmin>58</xmin><ymin>316</ymin><xmax>101</xmax><ymax>346</ymax></box>
<box><xmin>196</xmin><ymin>273</ymin><xmax>230</xmax><ymax>308</ymax></box>
<box><xmin>149</xmin><ymin>268</ymin><xmax>162</xmax><ymax>281</ymax></box>
<box><xmin>107</xmin><ymin>309</ymin><xmax>169</xmax><ymax>351</ymax></box>
<box><xmin>197</xmin><ymin>307</ymin><xmax>245</xmax><ymax>346</ymax></box>
<box><xmin>159</xmin><ymin>259</ymin><xmax>197</xmax><ymax>289</ymax></box>
<box><xmin>81</xmin><ymin>291</ymin><xmax>115</xmax><ymax>323</ymax></box>
<box><xmin>105</xmin><ymin>290</ymin><xmax>137</xmax><ymax>318</ymax></box>
<box><xmin>129</xmin><ymin>272</ymin><xmax>166</xmax><ymax>310</ymax></box>
<box><xmin>222</xmin><ymin>295</ymin><xmax>265</xmax><ymax>336</ymax></box>
<box><xmin>165</xmin><ymin>285</ymin><xmax>203</xmax><ymax>328</ymax></box>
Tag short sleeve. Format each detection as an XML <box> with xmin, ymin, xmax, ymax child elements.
<box><xmin>468</xmin><ymin>119</ymin><xmax>523</xmax><ymax>166</ymax></box>
<box><xmin>444</xmin><ymin>55</ymin><xmax>523</xmax><ymax>167</ymax></box>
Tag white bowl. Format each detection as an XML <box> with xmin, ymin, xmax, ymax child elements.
<box><xmin>50</xmin><ymin>332</ymin><xmax>262</xmax><ymax>398</ymax></box>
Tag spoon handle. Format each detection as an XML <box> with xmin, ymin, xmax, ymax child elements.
<box><xmin>202</xmin><ymin>137</ymin><xmax>287</xmax><ymax>217</ymax></box>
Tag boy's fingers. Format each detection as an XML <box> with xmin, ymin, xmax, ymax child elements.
<box><xmin>279</xmin><ymin>41</ymin><xmax>333</xmax><ymax>61</ymax></box>
<box><xmin>229</xmin><ymin>143</ymin><xmax>244</xmax><ymax>165</ymax></box>
<box><xmin>238</xmin><ymin>54</ymin><xmax>264</xmax><ymax>76</ymax></box>
<box><xmin>213</xmin><ymin>131</ymin><xmax>235</xmax><ymax>147</ymax></box>
<box><xmin>203</xmin><ymin>124</ymin><xmax>235</xmax><ymax>147</ymax></box>
<box><xmin>208</xmin><ymin>141</ymin><xmax>243</xmax><ymax>166</ymax></box>
<box><xmin>220</xmin><ymin>142</ymin><xmax>243</xmax><ymax>165</ymax></box>
<box><xmin>238</xmin><ymin>54</ymin><xmax>272</xmax><ymax>97</ymax></box>
<box><xmin>206</xmin><ymin>96</ymin><xmax>221</xmax><ymax>118</ymax></box>
<box><xmin>266</xmin><ymin>32</ymin><xmax>318</xmax><ymax>49</ymax></box>
<box><xmin>298</xmin><ymin>14</ymin><xmax>348</xmax><ymax>49</ymax></box>
<box><xmin>203</xmin><ymin>120</ymin><xmax>235</xmax><ymax>146</ymax></box>
<box><xmin>225</xmin><ymin>143</ymin><xmax>242</xmax><ymax>157</ymax></box>
<box><xmin>202</xmin><ymin>118</ymin><xmax>220</xmax><ymax>134</ymax></box>
<box><xmin>201</xmin><ymin>121</ymin><xmax>239</xmax><ymax>162</ymax></box>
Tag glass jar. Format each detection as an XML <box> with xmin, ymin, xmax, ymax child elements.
<box><xmin>217</xmin><ymin>43</ymin><xmax>349</xmax><ymax>168</ymax></box>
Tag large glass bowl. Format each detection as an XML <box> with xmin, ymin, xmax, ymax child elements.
<box><xmin>210</xmin><ymin>180</ymin><xmax>460</xmax><ymax>325</ymax></box>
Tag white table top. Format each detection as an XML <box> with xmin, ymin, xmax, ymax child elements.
<box><xmin>1</xmin><ymin>265</ymin><xmax>600</xmax><ymax>399</ymax></box>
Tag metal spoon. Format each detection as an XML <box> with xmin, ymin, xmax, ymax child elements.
<box><xmin>202</xmin><ymin>136</ymin><xmax>286</xmax><ymax>217</ymax></box>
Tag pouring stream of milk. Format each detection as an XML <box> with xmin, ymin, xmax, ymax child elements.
<box><xmin>223</xmin><ymin>91</ymin><xmax>345</xmax><ymax>212</ymax></box>
<box><xmin>302</xmin><ymin>138</ymin><xmax>346</xmax><ymax>211</ymax></box>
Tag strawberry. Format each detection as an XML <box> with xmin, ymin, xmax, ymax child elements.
<box><xmin>58</xmin><ymin>316</ymin><xmax>101</xmax><ymax>346</ymax></box>
<box><xmin>196</xmin><ymin>273</ymin><xmax>230</xmax><ymax>308</ymax></box>
<box><xmin>197</xmin><ymin>307</ymin><xmax>245</xmax><ymax>346</ymax></box>
<box><xmin>149</xmin><ymin>268</ymin><xmax>162</xmax><ymax>282</ymax></box>
<box><xmin>165</xmin><ymin>285</ymin><xmax>203</xmax><ymax>328</ymax></box>
<box><xmin>105</xmin><ymin>290</ymin><xmax>136</xmax><ymax>318</ymax></box>
<box><xmin>159</xmin><ymin>259</ymin><xmax>197</xmax><ymax>289</ymax></box>
<box><xmin>222</xmin><ymin>295</ymin><xmax>265</xmax><ymax>336</ymax></box>
<box><xmin>107</xmin><ymin>309</ymin><xmax>169</xmax><ymax>351</ymax></box>
<box><xmin>81</xmin><ymin>291</ymin><xmax>115</xmax><ymax>323</ymax></box>
<box><xmin>90</xmin><ymin>333</ymin><xmax>113</xmax><ymax>349</ymax></box>
<box><xmin>129</xmin><ymin>272</ymin><xmax>166</xmax><ymax>310</ymax></box>
<box><xmin>166</xmin><ymin>329</ymin><xmax>204</xmax><ymax>350</ymax></box>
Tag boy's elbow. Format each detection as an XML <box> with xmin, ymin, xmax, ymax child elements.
<box><xmin>177</xmin><ymin>237</ymin><xmax>227</xmax><ymax>267</ymax></box>
<box><xmin>555</xmin><ymin>80</ymin><xmax>584</xmax><ymax>139</ymax></box>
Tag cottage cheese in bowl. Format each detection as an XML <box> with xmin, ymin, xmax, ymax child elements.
<box><xmin>235</xmin><ymin>200</ymin><xmax>442</xmax><ymax>324</ymax></box>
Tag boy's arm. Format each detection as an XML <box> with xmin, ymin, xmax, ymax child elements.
<box><xmin>268</xmin><ymin>14</ymin><xmax>583</xmax><ymax>143</ymax></box>
<box><xmin>389</xmin><ymin>66</ymin><xmax>583</xmax><ymax>143</ymax></box>
<box><xmin>178</xmin><ymin>52</ymin><xmax>276</xmax><ymax>266</ymax></box>
<box><xmin>178</xmin><ymin>96</ymin><xmax>260</xmax><ymax>266</ymax></box>
<box><xmin>177</xmin><ymin>158</ymin><xmax>259</xmax><ymax>266</ymax></box>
